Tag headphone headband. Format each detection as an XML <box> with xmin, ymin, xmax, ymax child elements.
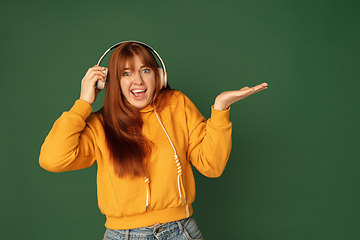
<box><xmin>97</xmin><ymin>41</ymin><xmax>167</xmax><ymax>88</ymax></box>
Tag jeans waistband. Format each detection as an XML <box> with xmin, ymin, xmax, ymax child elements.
<box><xmin>105</xmin><ymin>218</ymin><xmax>189</xmax><ymax>239</ymax></box>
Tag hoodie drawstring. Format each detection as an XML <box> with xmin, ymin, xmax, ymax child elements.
<box><xmin>154</xmin><ymin>109</ymin><xmax>187</xmax><ymax>204</ymax></box>
<box><xmin>175</xmin><ymin>155</ymin><xmax>187</xmax><ymax>204</ymax></box>
<box><xmin>144</xmin><ymin>176</ymin><xmax>150</xmax><ymax>212</ymax></box>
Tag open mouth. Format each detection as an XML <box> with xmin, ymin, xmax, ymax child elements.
<box><xmin>131</xmin><ymin>89</ymin><xmax>147</xmax><ymax>97</ymax></box>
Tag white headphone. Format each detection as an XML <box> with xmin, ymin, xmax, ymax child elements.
<box><xmin>96</xmin><ymin>40</ymin><xmax>167</xmax><ymax>90</ymax></box>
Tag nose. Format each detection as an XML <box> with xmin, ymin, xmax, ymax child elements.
<box><xmin>132</xmin><ymin>71</ymin><xmax>144</xmax><ymax>85</ymax></box>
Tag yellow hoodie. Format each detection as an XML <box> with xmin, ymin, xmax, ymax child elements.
<box><xmin>39</xmin><ymin>90</ymin><xmax>232</xmax><ymax>230</ymax></box>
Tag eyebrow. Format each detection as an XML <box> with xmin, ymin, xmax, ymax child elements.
<box><xmin>124</xmin><ymin>66</ymin><xmax>148</xmax><ymax>70</ymax></box>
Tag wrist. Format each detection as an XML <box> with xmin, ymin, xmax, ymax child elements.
<box><xmin>80</xmin><ymin>94</ymin><xmax>94</xmax><ymax>105</ymax></box>
<box><xmin>213</xmin><ymin>102</ymin><xmax>229</xmax><ymax>111</ymax></box>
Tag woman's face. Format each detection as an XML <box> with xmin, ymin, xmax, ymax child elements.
<box><xmin>120</xmin><ymin>54</ymin><xmax>156</xmax><ymax>109</ymax></box>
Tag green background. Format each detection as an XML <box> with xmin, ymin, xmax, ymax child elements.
<box><xmin>1</xmin><ymin>0</ymin><xmax>360</xmax><ymax>239</ymax></box>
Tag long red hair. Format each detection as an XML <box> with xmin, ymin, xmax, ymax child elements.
<box><xmin>100</xmin><ymin>42</ymin><xmax>172</xmax><ymax>178</ymax></box>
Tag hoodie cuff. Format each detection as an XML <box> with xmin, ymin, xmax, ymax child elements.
<box><xmin>209</xmin><ymin>105</ymin><xmax>231</xmax><ymax>126</ymax></box>
<box><xmin>69</xmin><ymin>100</ymin><xmax>93</xmax><ymax>121</ymax></box>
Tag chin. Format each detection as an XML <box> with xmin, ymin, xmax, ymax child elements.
<box><xmin>131</xmin><ymin>101</ymin><xmax>150</xmax><ymax>109</ymax></box>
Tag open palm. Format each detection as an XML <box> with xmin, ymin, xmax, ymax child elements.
<box><xmin>213</xmin><ymin>83</ymin><xmax>268</xmax><ymax>111</ymax></box>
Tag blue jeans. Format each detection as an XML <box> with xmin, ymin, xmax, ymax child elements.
<box><xmin>103</xmin><ymin>217</ymin><xmax>203</xmax><ymax>240</ymax></box>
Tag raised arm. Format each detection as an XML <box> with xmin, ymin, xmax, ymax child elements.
<box><xmin>39</xmin><ymin>66</ymin><xmax>106</xmax><ymax>172</ymax></box>
<box><xmin>187</xmin><ymin>83</ymin><xmax>268</xmax><ymax>177</ymax></box>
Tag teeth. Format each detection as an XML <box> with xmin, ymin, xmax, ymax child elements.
<box><xmin>132</xmin><ymin>89</ymin><xmax>146</xmax><ymax>93</ymax></box>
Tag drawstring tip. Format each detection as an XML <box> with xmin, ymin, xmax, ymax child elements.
<box><xmin>145</xmin><ymin>206</ymin><xmax>149</xmax><ymax>212</ymax></box>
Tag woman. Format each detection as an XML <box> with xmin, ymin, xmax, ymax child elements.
<box><xmin>39</xmin><ymin>41</ymin><xmax>268</xmax><ymax>239</ymax></box>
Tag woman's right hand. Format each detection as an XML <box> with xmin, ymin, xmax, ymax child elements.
<box><xmin>80</xmin><ymin>66</ymin><xmax>107</xmax><ymax>105</ymax></box>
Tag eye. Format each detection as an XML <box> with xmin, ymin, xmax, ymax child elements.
<box><xmin>142</xmin><ymin>68</ymin><xmax>151</xmax><ymax>74</ymax></box>
<box><xmin>123</xmin><ymin>72</ymin><xmax>131</xmax><ymax>76</ymax></box>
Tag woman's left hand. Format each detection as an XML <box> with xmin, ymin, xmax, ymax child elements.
<box><xmin>213</xmin><ymin>82</ymin><xmax>268</xmax><ymax>111</ymax></box>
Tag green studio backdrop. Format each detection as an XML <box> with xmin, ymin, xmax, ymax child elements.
<box><xmin>1</xmin><ymin>0</ymin><xmax>360</xmax><ymax>239</ymax></box>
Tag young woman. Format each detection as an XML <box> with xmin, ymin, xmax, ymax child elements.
<box><xmin>39</xmin><ymin>41</ymin><xmax>268</xmax><ymax>240</ymax></box>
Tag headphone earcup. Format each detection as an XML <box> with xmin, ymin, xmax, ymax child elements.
<box><xmin>158</xmin><ymin>68</ymin><xmax>165</xmax><ymax>89</ymax></box>
<box><xmin>96</xmin><ymin>67</ymin><xmax>108</xmax><ymax>89</ymax></box>
<box><xmin>97</xmin><ymin>80</ymin><xmax>106</xmax><ymax>89</ymax></box>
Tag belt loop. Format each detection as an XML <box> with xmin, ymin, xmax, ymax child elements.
<box><xmin>125</xmin><ymin>229</ymin><xmax>130</xmax><ymax>240</ymax></box>
<box><xmin>177</xmin><ymin>220</ymin><xmax>183</xmax><ymax>235</ymax></box>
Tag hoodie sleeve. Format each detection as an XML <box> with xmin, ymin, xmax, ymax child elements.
<box><xmin>184</xmin><ymin>95</ymin><xmax>232</xmax><ymax>178</ymax></box>
<box><xmin>39</xmin><ymin>100</ymin><xmax>97</xmax><ymax>172</ymax></box>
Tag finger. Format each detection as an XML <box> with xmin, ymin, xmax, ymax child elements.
<box><xmin>239</xmin><ymin>87</ymin><xmax>254</xmax><ymax>95</ymax></box>
<box><xmin>229</xmin><ymin>88</ymin><xmax>253</xmax><ymax>99</ymax></box>
<box><xmin>250</xmin><ymin>83</ymin><xmax>268</xmax><ymax>93</ymax></box>
<box><xmin>84</xmin><ymin>66</ymin><xmax>107</xmax><ymax>78</ymax></box>
<box><xmin>258</xmin><ymin>82</ymin><xmax>268</xmax><ymax>89</ymax></box>
<box><xmin>257</xmin><ymin>82</ymin><xmax>268</xmax><ymax>89</ymax></box>
<box><xmin>83</xmin><ymin>71</ymin><xmax>106</xmax><ymax>85</ymax></box>
<box><xmin>89</xmin><ymin>70</ymin><xmax>107</xmax><ymax>80</ymax></box>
